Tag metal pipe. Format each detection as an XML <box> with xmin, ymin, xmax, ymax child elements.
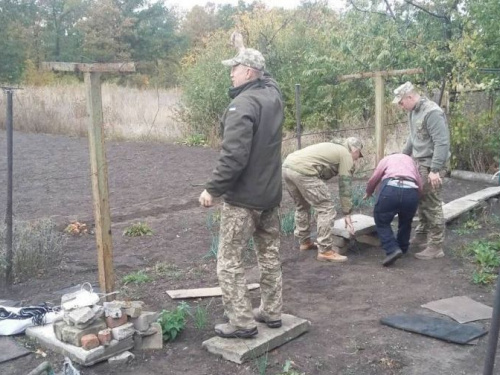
<box><xmin>5</xmin><ymin>89</ymin><xmax>13</xmax><ymax>286</ymax></box>
<box><xmin>483</xmin><ymin>268</ymin><xmax>500</xmax><ymax>375</ymax></box>
<box><xmin>295</xmin><ymin>84</ymin><xmax>301</xmax><ymax>150</ymax></box>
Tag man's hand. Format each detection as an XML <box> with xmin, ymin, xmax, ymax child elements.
<box><xmin>199</xmin><ymin>189</ymin><xmax>213</xmax><ymax>207</ymax></box>
<box><xmin>345</xmin><ymin>215</ymin><xmax>355</xmax><ymax>236</ymax></box>
<box><xmin>363</xmin><ymin>193</ymin><xmax>371</xmax><ymax>200</ymax></box>
<box><xmin>428</xmin><ymin>171</ymin><xmax>442</xmax><ymax>190</ymax></box>
<box><xmin>230</xmin><ymin>31</ymin><xmax>245</xmax><ymax>52</ymax></box>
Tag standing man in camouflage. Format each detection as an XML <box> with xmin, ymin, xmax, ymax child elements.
<box><xmin>282</xmin><ymin>138</ymin><xmax>363</xmax><ymax>262</ymax></box>
<box><xmin>199</xmin><ymin>46</ymin><xmax>284</xmax><ymax>338</ymax></box>
<box><xmin>393</xmin><ymin>82</ymin><xmax>450</xmax><ymax>260</ymax></box>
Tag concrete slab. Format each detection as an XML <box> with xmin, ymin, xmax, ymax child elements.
<box><xmin>356</xmin><ymin>234</ymin><xmax>381</xmax><ymax>247</ymax></box>
<box><xmin>459</xmin><ymin>186</ymin><xmax>500</xmax><ymax>202</ymax></box>
<box><xmin>422</xmin><ymin>296</ymin><xmax>493</xmax><ymax>324</ymax></box>
<box><xmin>202</xmin><ymin>314</ymin><xmax>310</xmax><ymax>364</ymax></box>
<box><xmin>26</xmin><ymin>324</ymin><xmax>133</xmax><ymax>366</ymax></box>
<box><xmin>443</xmin><ymin>198</ymin><xmax>481</xmax><ymax>223</ymax></box>
<box><xmin>0</xmin><ymin>337</ymin><xmax>31</xmax><ymax>363</ymax></box>
<box><xmin>332</xmin><ymin>214</ymin><xmax>375</xmax><ymax>239</ymax></box>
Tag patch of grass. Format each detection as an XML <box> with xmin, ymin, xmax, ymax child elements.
<box><xmin>204</xmin><ymin>234</ymin><xmax>220</xmax><ymax>259</ymax></box>
<box><xmin>465</xmin><ymin>240</ymin><xmax>500</xmax><ymax>285</ymax></box>
<box><xmin>122</xmin><ymin>270</ymin><xmax>152</xmax><ymax>285</ymax></box>
<box><xmin>188</xmin><ymin>301</ymin><xmax>212</xmax><ymax>330</ymax></box>
<box><xmin>352</xmin><ymin>184</ymin><xmax>374</xmax><ymax>209</ymax></box>
<box><xmin>279</xmin><ymin>359</ymin><xmax>305</xmax><ymax>375</ymax></box>
<box><xmin>453</xmin><ymin>218</ymin><xmax>482</xmax><ymax>236</ymax></box>
<box><xmin>0</xmin><ymin>219</ymin><xmax>65</xmax><ymax>282</ymax></box>
<box><xmin>181</xmin><ymin>133</ymin><xmax>206</xmax><ymax>146</ymax></box>
<box><xmin>154</xmin><ymin>262</ymin><xmax>182</xmax><ymax>279</ymax></box>
<box><xmin>158</xmin><ymin>302</ymin><xmax>190</xmax><ymax>342</ymax></box>
<box><xmin>255</xmin><ymin>351</ymin><xmax>269</xmax><ymax>375</ymax></box>
<box><xmin>123</xmin><ymin>222</ymin><xmax>153</xmax><ymax>237</ymax></box>
<box><xmin>280</xmin><ymin>209</ymin><xmax>295</xmax><ymax>235</ymax></box>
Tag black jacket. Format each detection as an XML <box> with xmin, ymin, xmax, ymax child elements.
<box><xmin>205</xmin><ymin>74</ymin><xmax>284</xmax><ymax>210</ymax></box>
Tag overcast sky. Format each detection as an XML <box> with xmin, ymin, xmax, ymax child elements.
<box><xmin>170</xmin><ymin>0</ymin><xmax>346</xmax><ymax>11</ymax></box>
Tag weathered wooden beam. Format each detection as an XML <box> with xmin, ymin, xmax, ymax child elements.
<box><xmin>337</xmin><ymin>68</ymin><xmax>423</xmax><ymax>82</ymax></box>
<box><xmin>41</xmin><ymin>62</ymin><xmax>135</xmax><ymax>73</ymax></box>
<box><xmin>84</xmin><ymin>72</ymin><xmax>115</xmax><ymax>299</ymax></box>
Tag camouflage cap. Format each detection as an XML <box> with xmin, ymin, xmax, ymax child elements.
<box><xmin>392</xmin><ymin>81</ymin><xmax>415</xmax><ymax>104</ymax></box>
<box><xmin>344</xmin><ymin>137</ymin><xmax>364</xmax><ymax>157</ymax></box>
<box><xmin>221</xmin><ymin>48</ymin><xmax>265</xmax><ymax>71</ymax></box>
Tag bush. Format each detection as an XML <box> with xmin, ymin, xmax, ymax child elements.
<box><xmin>0</xmin><ymin>219</ymin><xmax>65</xmax><ymax>282</ymax></box>
<box><xmin>123</xmin><ymin>222</ymin><xmax>153</xmax><ymax>237</ymax></box>
<box><xmin>158</xmin><ymin>302</ymin><xmax>190</xmax><ymax>342</ymax></box>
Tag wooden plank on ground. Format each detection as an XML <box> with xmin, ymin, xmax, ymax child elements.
<box><xmin>167</xmin><ymin>283</ymin><xmax>260</xmax><ymax>299</ymax></box>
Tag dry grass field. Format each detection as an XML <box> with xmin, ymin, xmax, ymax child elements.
<box><xmin>0</xmin><ymin>84</ymin><xmax>186</xmax><ymax>141</ymax></box>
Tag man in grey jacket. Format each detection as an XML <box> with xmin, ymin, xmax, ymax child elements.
<box><xmin>199</xmin><ymin>47</ymin><xmax>284</xmax><ymax>338</ymax></box>
<box><xmin>393</xmin><ymin>82</ymin><xmax>450</xmax><ymax>260</ymax></box>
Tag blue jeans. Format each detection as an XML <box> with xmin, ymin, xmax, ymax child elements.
<box><xmin>374</xmin><ymin>183</ymin><xmax>419</xmax><ymax>255</ymax></box>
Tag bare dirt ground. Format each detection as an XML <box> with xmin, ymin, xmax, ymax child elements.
<box><xmin>1</xmin><ymin>131</ymin><xmax>500</xmax><ymax>375</ymax></box>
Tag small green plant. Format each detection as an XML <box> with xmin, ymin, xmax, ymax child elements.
<box><xmin>188</xmin><ymin>302</ymin><xmax>211</xmax><ymax>330</ymax></box>
<box><xmin>466</xmin><ymin>240</ymin><xmax>500</xmax><ymax>285</ymax></box>
<box><xmin>454</xmin><ymin>218</ymin><xmax>482</xmax><ymax>235</ymax></box>
<box><xmin>123</xmin><ymin>222</ymin><xmax>153</xmax><ymax>237</ymax></box>
<box><xmin>122</xmin><ymin>270</ymin><xmax>151</xmax><ymax>285</ymax></box>
<box><xmin>255</xmin><ymin>352</ymin><xmax>269</xmax><ymax>375</ymax></box>
<box><xmin>182</xmin><ymin>133</ymin><xmax>206</xmax><ymax>146</ymax></box>
<box><xmin>157</xmin><ymin>302</ymin><xmax>190</xmax><ymax>342</ymax></box>
<box><xmin>279</xmin><ymin>359</ymin><xmax>305</xmax><ymax>375</ymax></box>
<box><xmin>154</xmin><ymin>262</ymin><xmax>182</xmax><ymax>279</ymax></box>
<box><xmin>280</xmin><ymin>209</ymin><xmax>295</xmax><ymax>235</ymax></box>
<box><xmin>204</xmin><ymin>234</ymin><xmax>219</xmax><ymax>259</ymax></box>
<box><xmin>352</xmin><ymin>184</ymin><xmax>374</xmax><ymax>209</ymax></box>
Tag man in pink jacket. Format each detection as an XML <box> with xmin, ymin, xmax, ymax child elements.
<box><xmin>364</xmin><ymin>154</ymin><xmax>423</xmax><ymax>266</ymax></box>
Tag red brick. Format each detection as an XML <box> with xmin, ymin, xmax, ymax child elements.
<box><xmin>98</xmin><ymin>328</ymin><xmax>112</xmax><ymax>345</ymax></box>
<box><xmin>106</xmin><ymin>314</ymin><xmax>128</xmax><ymax>329</ymax></box>
<box><xmin>81</xmin><ymin>334</ymin><xmax>100</xmax><ymax>350</ymax></box>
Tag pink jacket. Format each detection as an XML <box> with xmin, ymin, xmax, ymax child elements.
<box><xmin>365</xmin><ymin>154</ymin><xmax>423</xmax><ymax>196</ymax></box>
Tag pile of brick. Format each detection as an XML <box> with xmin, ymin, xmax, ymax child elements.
<box><xmin>53</xmin><ymin>299</ymin><xmax>162</xmax><ymax>364</ymax></box>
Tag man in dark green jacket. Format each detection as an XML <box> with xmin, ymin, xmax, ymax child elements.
<box><xmin>199</xmin><ymin>47</ymin><xmax>284</xmax><ymax>339</ymax></box>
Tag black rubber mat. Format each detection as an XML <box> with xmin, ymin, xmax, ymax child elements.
<box><xmin>380</xmin><ymin>314</ymin><xmax>488</xmax><ymax>344</ymax></box>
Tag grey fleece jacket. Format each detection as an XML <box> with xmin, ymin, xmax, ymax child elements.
<box><xmin>205</xmin><ymin>74</ymin><xmax>284</xmax><ymax>210</ymax></box>
<box><xmin>402</xmin><ymin>97</ymin><xmax>451</xmax><ymax>171</ymax></box>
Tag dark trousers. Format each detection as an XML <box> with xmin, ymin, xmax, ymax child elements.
<box><xmin>374</xmin><ymin>184</ymin><xmax>419</xmax><ymax>255</ymax></box>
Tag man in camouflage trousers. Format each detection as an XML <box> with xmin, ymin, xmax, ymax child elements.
<box><xmin>393</xmin><ymin>82</ymin><xmax>451</xmax><ymax>260</ymax></box>
<box><xmin>282</xmin><ymin>138</ymin><xmax>363</xmax><ymax>262</ymax></box>
<box><xmin>199</xmin><ymin>46</ymin><xmax>284</xmax><ymax>338</ymax></box>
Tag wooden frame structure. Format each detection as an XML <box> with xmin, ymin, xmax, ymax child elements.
<box><xmin>41</xmin><ymin>62</ymin><xmax>135</xmax><ymax>298</ymax></box>
<box><xmin>336</xmin><ymin>68</ymin><xmax>423</xmax><ymax>163</ymax></box>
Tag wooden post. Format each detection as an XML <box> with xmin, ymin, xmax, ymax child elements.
<box><xmin>335</xmin><ymin>68</ymin><xmax>423</xmax><ymax>165</ymax></box>
<box><xmin>374</xmin><ymin>74</ymin><xmax>385</xmax><ymax>164</ymax></box>
<box><xmin>84</xmin><ymin>72</ymin><xmax>114</xmax><ymax>297</ymax></box>
<box><xmin>41</xmin><ymin>62</ymin><xmax>135</xmax><ymax>298</ymax></box>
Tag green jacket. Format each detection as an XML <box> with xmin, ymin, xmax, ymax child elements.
<box><xmin>402</xmin><ymin>97</ymin><xmax>450</xmax><ymax>171</ymax></box>
<box><xmin>205</xmin><ymin>74</ymin><xmax>284</xmax><ymax>210</ymax></box>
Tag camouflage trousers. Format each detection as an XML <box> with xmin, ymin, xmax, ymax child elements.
<box><xmin>282</xmin><ymin>167</ymin><xmax>337</xmax><ymax>253</ymax></box>
<box><xmin>415</xmin><ymin>164</ymin><xmax>445</xmax><ymax>246</ymax></box>
<box><xmin>217</xmin><ymin>203</ymin><xmax>282</xmax><ymax>329</ymax></box>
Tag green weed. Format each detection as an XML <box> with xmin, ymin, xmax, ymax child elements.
<box><xmin>122</xmin><ymin>270</ymin><xmax>151</xmax><ymax>285</ymax></box>
<box><xmin>454</xmin><ymin>218</ymin><xmax>482</xmax><ymax>235</ymax></box>
<box><xmin>188</xmin><ymin>301</ymin><xmax>212</xmax><ymax>330</ymax></box>
<box><xmin>123</xmin><ymin>222</ymin><xmax>153</xmax><ymax>237</ymax></box>
<box><xmin>154</xmin><ymin>262</ymin><xmax>182</xmax><ymax>279</ymax></box>
<box><xmin>181</xmin><ymin>134</ymin><xmax>206</xmax><ymax>146</ymax></box>
<box><xmin>466</xmin><ymin>240</ymin><xmax>500</xmax><ymax>285</ymax></box>
<box><xmin>279</xmin><ymin>359</ymin><xmax>305</xmax><ymax>375</ymax></box>
<box><xmin>352</xmin><ymin>184</ymin><xmax>374</xmax><ymax>209</ymax></box>
<box><xmin>158</xmin><ymin>302</ymin><xmax>190</xmax><ymax>342</ymax></box>
<box><xmin>280</xmin><ymin>209</ymin><xmax>295</xmax><ymax>235</ymax></box>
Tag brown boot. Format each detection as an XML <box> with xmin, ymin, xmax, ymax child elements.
<box><xmin>317</xmin><ymin>250</ymin><xmax>348</xmax><ymax>263</ymax></box>
<box><xmin>414</xmin><ymin>246</ymin><xmax>445</xmax><ymax>260</ymax></box>
<box><xmin>300</xmin><ymin>240</ymin><xmax>318</xmax><ymax>251</ymax></box>
<box><xmin>410</xmin><ymin>233</ymin><xmax>428</xmax><ymax>249</ymax></box>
